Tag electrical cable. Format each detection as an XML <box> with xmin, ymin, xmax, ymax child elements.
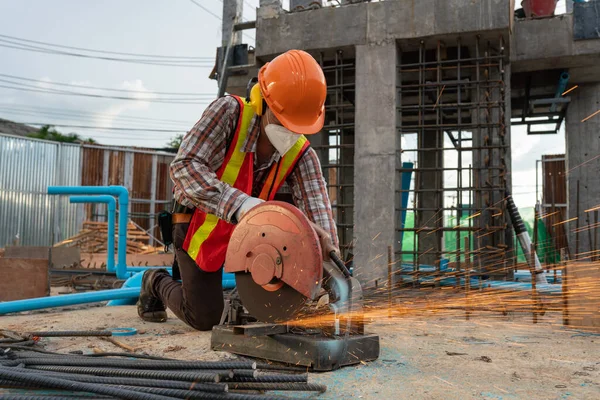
<box><xmin>0</xmin><ymin>79</ymin><xmax>212</xmax><ymax>101</ymax></box>
<box><xmin>0</xmin><ymin>33</ymin><xmax>212</xmax><ymax>60</ymax></box>
<box><xmin>0</xmin><ymin>102</ymin><xmax>195</xmax><ymax>126</ymax></box>
<box><xmin>187</xmin><ymin>0</ymin><xmax>255</xmax><ymax>42</ymax></box>
<box><xmin>0</xmin><ymin>84</ymin><xmax>211</xmax><ymax>104</ymax></box>
<box><xmin>188</xmin><ymin>0</ymin><xmax>222</xmax><ymax>20</ymax></box>
<box><xmin>0</xmin><ymin>73</ymin><xmax>215</xmax><ymax>96</ymax></box>
<box><xmin>6</xmin><ymin>122</ymin><xmax>185</xmax><ymax>133</ymax></box>
<box><xmin>0</xmin><ymin>109</ymin><xmax>191</xmax><ymax>130</ymax></box>
<box><xmin>0</xmin><ymin>42</ymin><xmax>213</xmax><ymax>68</ymax></box>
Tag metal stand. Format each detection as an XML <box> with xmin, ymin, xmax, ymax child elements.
<box><xmin>211</xmin><ymin>324</ymin><xmax>380</xmax><ymax>372</ymax></box>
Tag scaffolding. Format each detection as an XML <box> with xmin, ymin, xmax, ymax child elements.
<box><xmin>396</xmin><ymin>35</ymin><xmax>512</xmax><ymax>282</ymax></box>
<box><xmin>311</xmin><ymin>50</ymin><xmax>356</xmax><ymax>258</ymax></box>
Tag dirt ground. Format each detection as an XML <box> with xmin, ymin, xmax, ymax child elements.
<box><xmin>2</xmin><ymin>296</ymin><xmax>599</xmax><ymax>400</ymax></box>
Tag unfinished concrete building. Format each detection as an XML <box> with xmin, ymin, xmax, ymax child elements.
<box><xmin>217</xmin><ymin>0</ymin><xmax>600</xmax><ymax>290</ymax></box>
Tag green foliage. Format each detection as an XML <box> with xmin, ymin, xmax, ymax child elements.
<box><xmin>167</xmin><ymin>134</ymin><xmax>184</xmax><ymax>149</ymax></box>
<box><xmin>28</xmin><ymin>125</ymin><xmax>96</xmax><ymax>144</ymax></box>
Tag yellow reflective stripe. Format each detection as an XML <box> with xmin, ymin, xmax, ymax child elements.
<box><xmin>186</xmin><ymin>214</ymin><xmax>219</xmax><ymax>260</ymax></box>
<box><xmin>187</xmin><ymin>98</ymin><xmax>255</xmax><ymax>260</ymax></box>
<box><xmin>259</xmin><ymin>135</ymin><xmax>307</xmax><ymax>200</ymax></box>
<box><xmin>221</xmin><ymin>102</ymin><xmax>255</xmax><ymax>185</ymax></box>
<box><xmin>276</xmin><ymin>136</ymin><xmax>307</xmax><ymax>186</ymax></box>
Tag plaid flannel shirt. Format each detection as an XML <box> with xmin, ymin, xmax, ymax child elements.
<box><xmin>170</xmin><ymin>96</ymin><xmax>339</xmax><ymax>248</ymax></box>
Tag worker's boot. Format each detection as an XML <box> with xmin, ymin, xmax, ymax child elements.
<box><xmin>137</xmin><ymin>269</ymin><xmax>168</xmax><ymax>323</ymax></box>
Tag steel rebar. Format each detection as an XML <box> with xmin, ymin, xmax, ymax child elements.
<box><xmin>0</xmin><ymin>368</ymin><xmax>174</xmax><ymax>400</ymax></box>
<box><xmin>25</xmin><ymin>365</ymin><xmax>221</xmax><ymax>383</ymax></box>
<box><xmin>5</xmin><ymin>357</ymin><xmax>255</xmax><ymax>370</ymax></box>
<box><xmin>1</xmin><ymin>369</ymin><xmax>228</xmax><ymax>393</ymax></box>
<box><xmin>27</xmin><ymin>331</ymin><xmax>112</xmax><ymax>338</ymax></box>
<box><xmin>229</xmin><ymin>382</ymin><xmax>327</xmax><ymax>393</ymax></box>
<box><xmin>225</xmin><ymin>374</ymin><xmax>308</xmax><ymax>383</ymax></box>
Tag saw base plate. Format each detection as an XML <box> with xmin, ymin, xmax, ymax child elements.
<box><xmin>210</xmin><ymin>324</ymin><xmax>380</xmax><ymax>372</ymax></box>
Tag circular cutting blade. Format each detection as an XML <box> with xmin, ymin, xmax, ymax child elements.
<box><xmin>235</xmin><ymin>272</ymin><xmax>307</xmax><ymax>323</ymax></box>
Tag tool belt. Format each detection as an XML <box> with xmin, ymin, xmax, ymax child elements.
<box><xmin>172</xmin><ymin>213</ymin><xmax>193</xmax><ymax>224</ymax></box>
<box><xmin>171</xmin><ymin>200</ymin><xmax>194</xmax><ymax>224</ymax></box>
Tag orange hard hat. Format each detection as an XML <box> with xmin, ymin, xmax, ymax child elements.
<box><xmin>258</xmin><ymin>50</ymin><xmax>327</xmax><ymax>135</ymax></box>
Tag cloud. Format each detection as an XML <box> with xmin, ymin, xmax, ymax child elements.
<box><xmin>94</xmin><ymin>79</ymin><xmax>157</xmax><ymax>129</ymax></box>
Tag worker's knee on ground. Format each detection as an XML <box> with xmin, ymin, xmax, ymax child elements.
<box><xmin>182</xmin><ymin>302</ymin><xmax>223</xmax><ymax>332</ymax></box>
<box><xmin>186</xmin><ymin>313</ymin><xmax>221</xmax><ymax>331</ymax></box>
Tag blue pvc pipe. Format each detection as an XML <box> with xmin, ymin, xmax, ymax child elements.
<box><xmin>399</xmin><ymin>162</ymin><xmax>413</xmax><ymax>247</ymax></box>
<box><xmin>49</xmin><ymin>186</ymin><xmax>129</xmax><ymax>279</ymax></box>
<box><xmin>107</xmin><ymin>270</ymin><xmax>236</xmax><ymax>306</ymax></box>
<box><xmin>550</xmin><ymin>71</ymin><xmax>570</xmax><ymax>112</ymax></box>
<box><xmin>399</xmin><ymin>274</ymin><xmax>562</xmax><ymax>295</ymax></box>
<box><xmin>69</xmin><ymin>195</ymin><xmax>116</xmax><ymax>273</ymax></box>
<box><xmin>0</xmin><ymin>287</ymin><xmax>141</xmax><ymax>315</ymax></box>
<box><xmin>126</xmin><ymin>267</ymin><xmax>173</xmax><ymax>273</ymax></box>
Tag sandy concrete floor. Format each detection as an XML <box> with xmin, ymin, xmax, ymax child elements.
<box><xmin>2</xmin><ymin>297</ymin><xmax>599</xmax><ymax>400</ymax></box>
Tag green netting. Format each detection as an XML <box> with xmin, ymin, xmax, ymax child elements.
<box><xmin>399</xmin><ymin>207</ymin><xmax>559</xmax><ymax>264</ymax></box>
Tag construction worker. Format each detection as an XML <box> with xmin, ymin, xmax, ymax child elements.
<box><xmin>137</xmin><ymin>50</ymin><xmax>339</xmax><ymax>330</ymax></box>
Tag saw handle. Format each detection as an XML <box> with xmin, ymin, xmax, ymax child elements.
<box><xmin>329</xmin><ymin>251</ymin><xmax>351</xmax><ymax>279</ymax></box>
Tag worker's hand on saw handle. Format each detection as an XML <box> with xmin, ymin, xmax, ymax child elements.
<box><xmin>309</xmin><ymin>221</ymin><xmax>340</xmax><ymax>262</ymax></box>
<box><xmin>234</xmin><ymin>196</ymin><xmax>264</xmax><ymax>222</ymax></box>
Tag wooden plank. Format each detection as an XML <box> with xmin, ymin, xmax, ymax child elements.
<box><xmin>566</xmin><ymin>261</ymin><xmax>600</xmax><ymax>331</ymax></box>
<box><xmin>0</xmin><ymin>258</ymin><xmax>50</xmax><ymax>301</ymax></box>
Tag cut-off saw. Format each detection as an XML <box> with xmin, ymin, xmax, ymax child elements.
<box><xmin>210</xmin><ymin>201</ymin><xmax>380</xmax><ymax>371</ymax></box>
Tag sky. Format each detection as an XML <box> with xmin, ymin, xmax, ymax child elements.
<box><xmin>0</xmin><ymin>0</ymin><xmax>568</xmax><ymax>209</ymax></box>
<box><xmin>0</xmin><ymin>0</ymin><xmax>262</xmax><ymax>146</ymax></box>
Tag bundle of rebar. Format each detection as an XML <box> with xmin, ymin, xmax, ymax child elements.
<box><xmin>0</xmin><ymin>345</ymin><xmax>326</xmax><ymax>399</ymax></box>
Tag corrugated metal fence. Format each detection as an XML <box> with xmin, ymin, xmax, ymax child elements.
<box><xmin>0</xmin><ymin>133</ymin><xmax>81</xmax><ymax>247</ymax></box>
<box><xmin>0</xmin><ymin>133</ymin><xmax>175</xmax><ymax>248</ymax></box>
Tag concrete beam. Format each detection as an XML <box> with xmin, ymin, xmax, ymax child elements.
<box><xmin>353</xmin><ymin>42</ymin><xmax>397</xmax><ymax>289</ymax></box>
<box><xmin>256</xmin><ymin>0</ymin><xmax>512</xmax><ymax>58</ymax></box>
<box><xmin>565</xmin><ymin>83</ymin><xmax>600</xmax><ymax>259</ymax></box>
<box><xmin>511</xmin><ymin>15</ymin><xmax>600</xmax><ymax>82</ymax></box>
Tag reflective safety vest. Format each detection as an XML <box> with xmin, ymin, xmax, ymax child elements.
<box><xmin>182</xmin><ymin>95</ymin><xmax>310</xmax><ymax>272</ymax></box>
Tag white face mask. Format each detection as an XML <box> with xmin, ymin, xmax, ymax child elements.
<box><xmin>264</xmin><ymin>114</ymin><xmax>301</xmax><ymax>156</ymax></box>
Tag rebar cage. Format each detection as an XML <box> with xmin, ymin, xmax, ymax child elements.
<box><xmin>396</xmin><ymin>35</ymin><xmax>513</xmax><ymax>282</ymax></box>
<box><xmin>310</xmin><ymin>50</ymin><xmax>356</xmax><ymax>259</ymax></box>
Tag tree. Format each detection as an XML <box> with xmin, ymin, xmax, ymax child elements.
<box><xmin>28</xmin><ymin>125</ymin><xmax>96</xmax><ymax>144</ymax></box>
<box><xmin>167</xmin><ymin>134</ymin><xmax>184</xmax><ymax>149</ymax></box>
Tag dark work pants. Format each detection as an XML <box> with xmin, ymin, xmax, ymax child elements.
<box><xmin>152</xmin><ymin>223</ymin><xmax>224</xmax><ymax>331</ymax></box>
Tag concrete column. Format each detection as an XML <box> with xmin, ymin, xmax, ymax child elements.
<box><xmin>417</xmin><ymin>130</ymin><xmax>443</xmax><ymax>267</ymax></box>
<box><xmin>354</xmin><ymin>41</ymin><xmax>397</xmax><ymax>289</ymax></box>
<box><xmin>222</xmin><ymin>0</ymin><xmax>243</xmax><ymax>46</ymax></box>
<box><xmin>566</xmin><ymin>83</ymin><xmax>600</xmax><ymax>259</ymax></box>
<box><xmin>258</xmin><ymin>0</ymin><xmax>282</xmax><ymax>19</ymax></box>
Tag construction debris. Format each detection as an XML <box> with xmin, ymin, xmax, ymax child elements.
<box><xmin>53</xmin><ymin>221</ymin><xmax>163</xmax><ymax>255</ymax></box>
